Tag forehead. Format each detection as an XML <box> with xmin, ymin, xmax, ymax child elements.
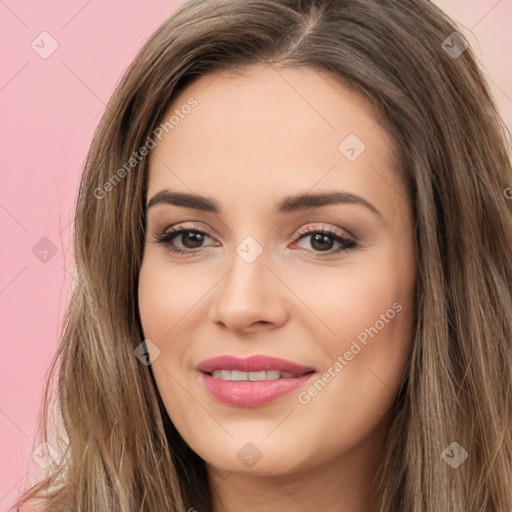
<box><xmin>146</xmin><ymin>64</ymin><xmax>404</xmax><ymax>215</ymax></box>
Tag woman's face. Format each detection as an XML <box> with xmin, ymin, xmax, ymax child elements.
<box><xmin>138</xmin><ymin>64</ymin><xmax>417</xmax><ymax>480</ymax></box>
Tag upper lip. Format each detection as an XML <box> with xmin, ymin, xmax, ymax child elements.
<box><xmin>197</xmin><ymin>355</ymin><xmax>316</xmax><ymax>375</ymax></box>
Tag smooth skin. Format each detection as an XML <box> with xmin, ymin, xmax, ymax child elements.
<box><xmin>138</xmin><ymin>63</ymin><xmax>418</xmax><ymax>512</ymax></box>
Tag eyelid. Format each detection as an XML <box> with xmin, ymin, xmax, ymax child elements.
<box><xmin>161</xmin><ymin>221</ymin><xmax>207</xmax><ymax>233</ymax></box>
<box><xmin>294</xmin><ymin>223</ymin><xmax>355</xmax><ymax>241</ymax></box>
<box><xmin>156</xmin><ymin>221</ymin><xmax>353</xmax><ymax>239</ymax></box>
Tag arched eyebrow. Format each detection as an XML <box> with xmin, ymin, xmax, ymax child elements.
<box><xmin>146</xmin><ymin>189</ymin><xmax>382</xmax><ymax>218</ymax></box>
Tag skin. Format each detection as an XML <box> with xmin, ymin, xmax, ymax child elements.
<box><xmin>138</xmin><ymin>63</ymin><xmax>418</xmax><ymax>512</ymax></box>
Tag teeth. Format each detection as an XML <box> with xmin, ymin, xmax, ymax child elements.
<box><xmin>211</xmin><ymin>370</ymin><xmax>300</xmax><ymax>381</ymax></box>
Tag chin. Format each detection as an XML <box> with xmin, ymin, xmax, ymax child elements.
<box><xmin>199</xmin><ymin>438</ymin><xmax>314</xmax><ymax>477</ymax></box>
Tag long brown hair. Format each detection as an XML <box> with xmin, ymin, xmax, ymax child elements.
<box><xmin>12</xmin><ymin>0</ymin><xmax>512</xmax><ymax>510</ymax></box>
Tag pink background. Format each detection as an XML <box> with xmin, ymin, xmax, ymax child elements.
<box><xmin>1</xmin><ymin>0</ymin><xmax>511</xmax><ymax>509</ymax></box>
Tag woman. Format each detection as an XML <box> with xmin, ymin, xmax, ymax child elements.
<box><xmin>13</xmin><ymin>0</ymin><xmax>512</xmax><ymax>510</ymax></box>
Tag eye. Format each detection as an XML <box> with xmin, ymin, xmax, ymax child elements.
<box><xmin>152</xmin><ymin>223</ymin><xmax>357</xmax><ymax>257</ymax></box>
<box><xmin>152</xmin><ymin>224</ymin><xmax>214</xmax><ymax>255</ymax></box>
<box><xmin>293</xmin><ymin>225</ymin><xmax>357</xmax><ymax>256</ymax></box>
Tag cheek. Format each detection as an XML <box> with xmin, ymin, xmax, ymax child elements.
<box><xmin>293</xmin><ymin>273</ymin><xmax>413</xmax><ymax>458</ymax></box>
<box><xmin>137</xmin><ymin>257</ymin><xmax>206</xmax><ymax>341</ymax></box>
<box><xmin>306</xmin><ymin>261</ymin><xmax>414</xmax><ymax>405</ymax></box>
<box><xmin>298</xmin><ymin>262</ymin><xmax>411</xmax><ymax>357</ymax></box>
<box><xmin>137</xmin><ymin>258</ymin><xmax>201</xmax><ymax>416</ymax></box>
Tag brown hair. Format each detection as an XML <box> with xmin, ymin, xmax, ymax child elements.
<box><xmin>12</xmin><ymin>0</ymin><xmax>512</xmax><ymax>510</ymax></box>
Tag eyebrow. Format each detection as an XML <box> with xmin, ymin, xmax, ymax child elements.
<box><xmin>146</xmin><ymin>189</ymin><xmax>382</xmax><ymax>217</ymax></box>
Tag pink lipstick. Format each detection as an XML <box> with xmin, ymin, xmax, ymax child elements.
<box><xmin>197</xmin><ymin>355</ymin><xmax>317</xmax><ymax>407</ymax></box>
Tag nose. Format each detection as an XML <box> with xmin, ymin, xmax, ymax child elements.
<box><xmin>207</xmin><ymin>243</ymin><xmax>289</xmax><ymax>334</ymax></box>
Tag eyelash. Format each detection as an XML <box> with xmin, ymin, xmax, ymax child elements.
<box><xmin>152</xmin><ymin>223</ymin><xmax>357</xmax><ymax>258</ymax></box>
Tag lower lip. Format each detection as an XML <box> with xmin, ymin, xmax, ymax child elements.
<box><xmin>200</xmin><ymin>372</ymin><xmax>316</xmax><ymax>407</ymax></box>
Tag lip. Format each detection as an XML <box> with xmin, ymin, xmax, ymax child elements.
<box><xmin>196</xmin><ymin>355</ymin><xmax>317</xmax><ymax>407</ymax></box>
<box><xmin>200</xmin><ymin>373</ymin><xmax>316</xmax><ymax>407</ymax></box>
<box><xmin>196</xmin><ymin>354</ymin><xmax>316</xmax><ymax>374</ymax></box>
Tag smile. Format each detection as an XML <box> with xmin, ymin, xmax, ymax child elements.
<box><xmin>209</xmin><ymin>370</ymin><xmax>302</xmax><ymax>380</ymax></box>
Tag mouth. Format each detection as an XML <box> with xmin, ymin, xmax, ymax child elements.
<box><xmin>196</xmin><ymin>354</ymin><xmax>317</xmax><ymax>375</ymax></box>
<box><xmin>196</xmin><ymin>355</ymin><xmax>317</xmax><ymax>407</ymax></box>
<box><xmin>199</xmin><ymin>370</ymin><xmax>317</xmax><ymax>407</ymax></box>
<box><xmin>203</xmin><ymin>369</ymin><xmax>316</xmax><ymax>381</ymax></box>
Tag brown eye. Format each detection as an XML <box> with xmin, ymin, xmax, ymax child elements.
<box><xmin>154</xmin><ymin>228</ymin><xmax>213</xmax><ymax>254</ymax></box>
<box><xmin>294</xmin><ymin>227</ymin><xmax>357</xmax><ymax>255</ymax></box>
